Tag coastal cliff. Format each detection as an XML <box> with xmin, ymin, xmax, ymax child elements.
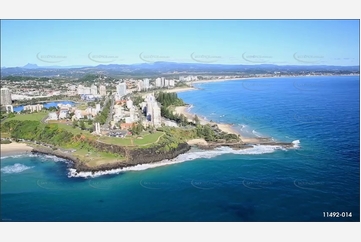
<box><xmin>31</xmin><ymin>141</ymin><xmax>191</xmax><ymax>173</ymax></box>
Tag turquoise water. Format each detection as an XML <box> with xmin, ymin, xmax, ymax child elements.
<box><xmin>1</xmin><ymin>76</ymin><xmax>359</xmax><ymax>222</ymax></box>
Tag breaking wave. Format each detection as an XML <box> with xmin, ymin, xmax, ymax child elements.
<box><xmin>68</xmin><ymin>144</ymin><xmax>292</xmax><ymax>178</ymax></box>
<box><xmin>1</xmin><ymin>163</ymin><xmax>34</xmax><ymax>174</ymax></box>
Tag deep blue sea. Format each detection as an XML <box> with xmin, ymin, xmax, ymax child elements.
<box><xmin>1</xmin><ymin>76</ymin><xmax>360</xmax><ymax>222</ymax></box>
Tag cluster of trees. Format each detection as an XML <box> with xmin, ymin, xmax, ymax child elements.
<box><xmin>72</xmin><ymin>119</ymin><xmax>93</xmax><ymax>132</ymax></box>
<box><xmin>14</xmin><ymin>95</ymin><xmax>69</xmax><ymax>105</ymax></box>
<box><xmin>156</xmin><ymin>130</ymin><xmax>181</xmax><ymax>152</ymax></box>
<box><xmin>94</xmin><ymin>99</ymin><xmax>111</xmax><ymax>125</ymax></box>
<box><xmin>3</xmin><ymin>76</ymin><xmax>53</xmax><ymax>82</ymax></box>
<box><xmin>195</xmin><ymin>124</ymin><xmax>239</xmax><ymax>142</ymax></box>
<box><xmin>156</xmin><ymin>92</ymin><xmax>185</xmax><ymax>107</ymax></box>
<box><xmin>77</xmin><ymin>74</ymin><xmax>99</xmax><ymax>82</ymax></box>
<box><xmin>195</xmin><ymin>124</ymin><xmax>216</xmax><ymax>141</ymax></box>
<box><xmin>130</xmin><ymin>121</ymin><xmax>144</xmax><ymax>136</ymax></box>
<box><xmin>132</xmin><ymin>95</ymin><xmax>144</xmax><ymax>107</ymax></box>
<box><xmin>160</xmin><ymin>107</ymin><xmax>188</xmax><ymax>126</ymax></box>
<box><xmin>1</xmin><ymin>120</ymin><xmax>74</xmax><ymax>146</ymax></box>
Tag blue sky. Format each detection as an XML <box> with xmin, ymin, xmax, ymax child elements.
<box><xmin>1</xmin><ymin>20</ymin><xmax>359</xmax><ymax>67</ymax></box>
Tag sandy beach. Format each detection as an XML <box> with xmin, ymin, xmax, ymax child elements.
<box><xmin>1</xmin><ymin>142</ymin><xmax>33</xmax><ymax>157</ymax></box>
<box><xmin>187</xmin><ymin>138</ymin><xmax>208</xmax><ymax>146</ymax></box>
<box><xmin>164</xmin><ymin>87</ymin><xmax>198</xmax><ymax>93</ymax></box>
<box><xmin>174</xmin><ymin>106</ymin><xmax>241</xmax><ymax>136</ymax></box>
<box><xmin>173</xmin><ymin>105</ymin><xmax>271</xmax><ymax>144</ymax></box>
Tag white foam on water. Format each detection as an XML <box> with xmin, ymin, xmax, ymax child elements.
<box><xmin>68</xmin><ymin>144</ymin><xmax>285</xmax><ymax>178</ymax></box>
<box><xmin>1</xmin><ymin>154</ymin><xmax>38</xmax><ymax>160</ymax></box>
<box><xmin>292</xmin><ymin>140</ymin><xmax>300</xmax><ymax>148</ymax></box>
<box><xmin>37</xmin><ymin>154</ymin><xmax>71</xmax><ymax>163</ymax></box>
<box><xmin>1</xmin><ymin>163</ymin><xmax>34</xmax><ymax>174</ymax></box>
<box><xmin>252</xmin><ymin>130</ymin><xmax>263</xmax><ymax>137</ymax></box>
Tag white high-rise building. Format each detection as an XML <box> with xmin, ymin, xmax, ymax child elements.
<box><xmin>143</xmin><ymin>78</ymin><xmax>150</xmax><ymax>90</ymax></box>
<box><xmin>164</xmin><ymin>79</ymin><xmax>169</xmax><ymax>87</ymax></box>
<box><xmin>137</xmin><ymin>80</ymin><xmax>144</xmax><ymax>92</ymax></box>
<box><xmin>99</xmin><ymin>85</ymin><xmax>106</xmax><ymax>96</ymax></box>
<box><xmin>169</xmin><ymin>80</ymin><xmax>175</xmax><ymax>87</ymax></box>
<box><xmin>91</xmin><ymin>84</ymin><xmax>98</xmax><ymax>95</ymax></box>
<box><xmin>1</xmin><ymin>88</ymin><xmax>12</xmax><ymax>105</ymax></box>
<box><xmin>146</xmin><ymin>101</ymin><xmax>153</xmax><ymax>121</ymax></box>
<box><xmin>155</xmin><ymin>78</ymin><xmax>162</xmax><ymax>88</ymax></box>
<box><xmin>116</xmin><ymin>83</ymin><xmax>127</xmax><ymax>97</ymax></box>
<box><xmin>152</xmin><ymin>102</ymin><xmax>161</xmax><ymax>127</ymax></box>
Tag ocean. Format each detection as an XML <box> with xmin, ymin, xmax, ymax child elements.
<box><xmin>1</xmin><ymin>76</ymin><xmax>360</xmax><ymax>222</ymax></box>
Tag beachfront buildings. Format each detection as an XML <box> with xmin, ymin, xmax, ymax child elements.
<box><xmin>116</xmin><ymin>83</ymin><xmax>127</xmax><ymax>97</ymax></box>
<box><xmin>179</xmin><ymin>75</ymin><xmax>198</xmax><ymax>82</ymax></box>
<box><xmin>99</xmin><ymin>85</ymin><xmax>106</xmax><ymax>96</ymax></box>
<box><xmin>144</xmin><ymin>93</ymin><xmax>161</xmax><ymax>127</ymax></box>
<box><xmin>151</xmin><ymin>103</ymin><xmax>161</xmax><ymax>127</ymax></box>
<box><xmin>1</xmin><ymin>88</ymin><xmax>12</xmax><ymax>106</ymax></box>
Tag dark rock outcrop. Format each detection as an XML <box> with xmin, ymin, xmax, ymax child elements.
<box><xmin>31</xmin><ymin>141</ymin><xmax>191</xmax><ymax>173</ymax></box>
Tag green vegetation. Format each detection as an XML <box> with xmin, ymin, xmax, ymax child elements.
<box><xmin>3</xmin><ymin>112</ymin><xmax>48</xmax><ymax>122</ymax></box>
<box><xmin>3</xmin><ymin>76</ymin><xmax>51</xmax><ymax>82</ymax></box>
<box><xmin>0</xmin><ymin>139</ymin><xmax>12</xmax><ymax>144</ymax></box>
<box><xmin>77</xmin><ymin>74</ymin><xmax>98</xmax><ymax>82</ymax></box>
<box><xmin>133</xmin><ymin>132</ymin><xmax>164</xmax><ymax>145</ymax></box>
<box><xmin>132</xmin><ymin>95</ymin><xmax>144</xmax><ymax>107</ymax></box>
<box><xmin>156</xmin><ymin>92</ymin><xmax>185</xmax><ymax>107</ymax></box>
<box><xmin>130</xmin><ymin>121</ymin><xmax>144</xmax><ymax>135</ymax></box>
<box><xmin>13</xmin><ymin>95</ymin><xmax>76</xmax><ymax>106</ymax></box>
<box><xmin>1</xmin><ymin>120</ymin><xmax>73</xmax><ymax>146</ymax></box>
<box><xmin>154</xmin><ymin>92</ymin><xmax>189</xmax><ymax>126</ymax></box>
<box><xmin>99</xmin><ymin>136</ymin><xmax>133</xmax><ymax>146</ymax></box>
<box><xmin>99</xmin><ymin>131</ymin><xmax>164</xmax><ymax>147</ymax></box>
<box><xmin>94</xmin><ymin>99</ymin><xmax>111</xmax><ymax>125</ymax></box>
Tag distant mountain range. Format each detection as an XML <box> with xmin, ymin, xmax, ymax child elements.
<box><xmin>1</xmin><ymin>62</ymin><xmax>359</xmax><ymax>78</ymax></box>
<box><xmin>21</xmin><ymin>63</ymin><xmax>92</xmax><ymax>69</ymax></box>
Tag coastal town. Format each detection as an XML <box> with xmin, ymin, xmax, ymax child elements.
<box><xmin>0</xmin><ymin>73</ymin><xmax>300</xmax><ymax>172</ymax></box>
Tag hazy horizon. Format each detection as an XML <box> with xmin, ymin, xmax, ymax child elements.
<box><xmin>1</xmin><ymin>20</ymin><xmax>359</xmax><ymax>67</ymax></box>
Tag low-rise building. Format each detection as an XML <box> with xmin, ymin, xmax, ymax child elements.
<box><xmin>47</xmin><ymin>112</ymin><xmax>58</xmax><ymax>120</ymax></box>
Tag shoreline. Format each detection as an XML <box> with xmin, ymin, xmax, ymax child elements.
<box><xmin>173</xmin><ymin>105</ymin><xmax>266</xmax><ymax>144</ymax></box>
<box><xmin>190</xmin><ymin>74</ymin><xmax>360</xmax><ymax>84</ymax></box>
<box><xmin>1</xmin><ymin>142</ymin><xmax>34</xmax><ymax>158</ymax></box>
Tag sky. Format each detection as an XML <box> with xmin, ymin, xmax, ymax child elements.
<box><xmin>1</xmin><ymin>20</ymin><xmax>359</xmax><ymax>67</ymax></box>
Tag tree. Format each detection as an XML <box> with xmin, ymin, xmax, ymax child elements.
<box><xmin>80</xmin><ymin>120</ymin><xmax>86</xmax><ymax>130</ymax></box>
<box><xmin>72</xmin><ymin>120</ymin><xmax>78</xmax><ymax>128</ymax></box>
<box><xmin>194</xmin><ymin>115</ymin><xmax>200</xmax><ymax>125</ymax></box>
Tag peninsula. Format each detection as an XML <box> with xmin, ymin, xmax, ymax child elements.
<box><xmin>1</xmin><ymin>75</ymin><xmax>296</xmax><ymax>173</ymax></box>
